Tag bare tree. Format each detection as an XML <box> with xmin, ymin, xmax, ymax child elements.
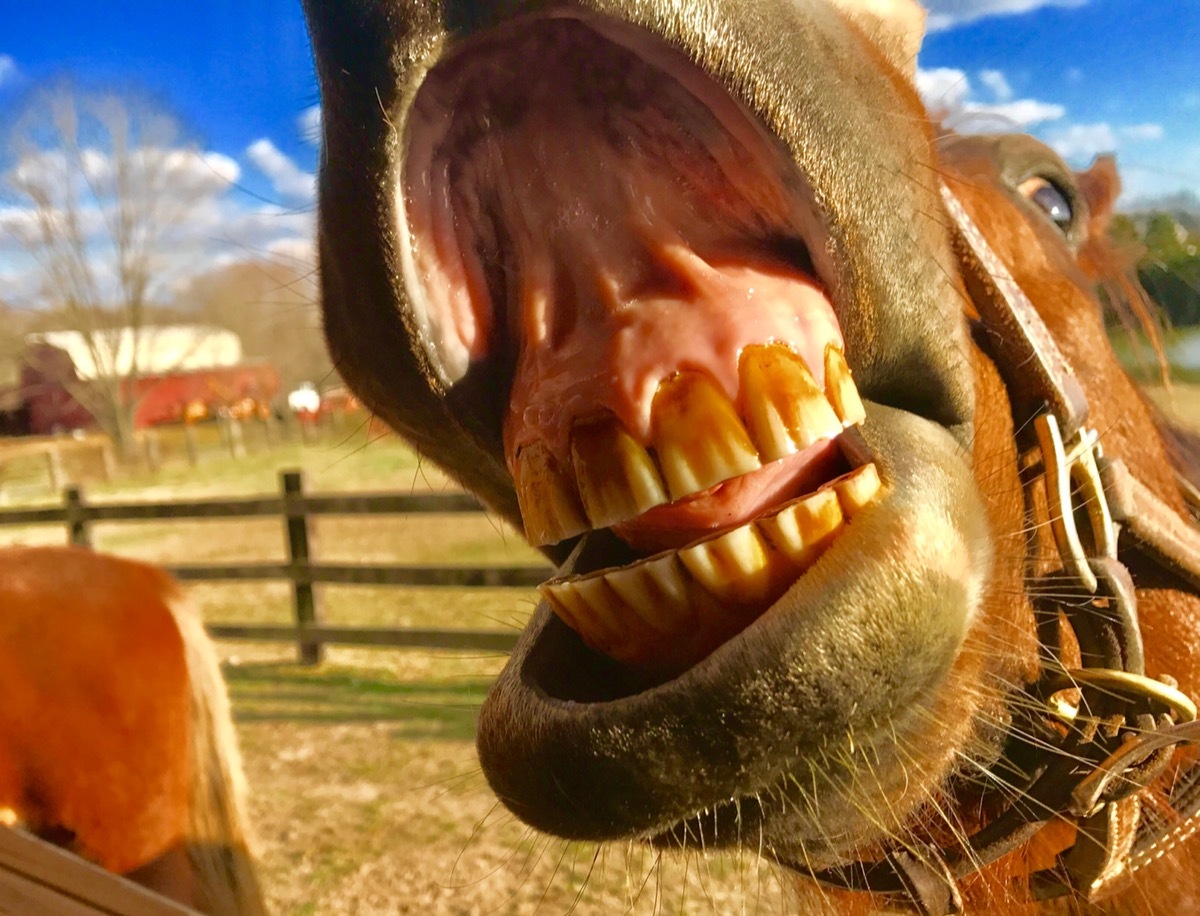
<box><xmin>177</xmin><ymin>254</ymin><xmax>334</xmax><ymax>392</ymax></box>
<box><xmin>0</xmin><ymin>81</ymin><xmax>235</xmax><ymax>456</ymax></box>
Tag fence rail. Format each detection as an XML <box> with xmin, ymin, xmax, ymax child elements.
<box><xmin>0</xmin><ymin>470</ymin><xmax>546</xmax><ymax>663</ymax></box>
<box><xmin>0</xmin><ymin>827</ymin><xmax>197</xmax><ymax>915</ymax></box>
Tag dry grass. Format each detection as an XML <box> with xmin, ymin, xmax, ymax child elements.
<box><xmin>1145</xmin><ymin>381</ymin><xmax>1200</xmax><ymax>430</ymax></box>
<box><xmin>230</xmin><ymin>659</ymin><xmax>792</xmax><ymax>915</ymax></box>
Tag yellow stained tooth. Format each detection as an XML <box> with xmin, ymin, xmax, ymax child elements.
<box><xmin>757</xmin><ymin>488</ymin><xmax>844</xmax><ymax>567</ymax></box>
<box><xmin>835</xmin><ymin>463</ymin><xmax>882</xmax><ymax>515</ymax></box>
<box><xmin>513</xmin><ymin>441</ymin><xmax>589</xmax><ymax>546</ymax></box>
<box><xmin>540</xmin><ymin>581</ymin><xmax>584</xmax><ymax>632</ymax></box>
<box><xmin>571</xmin><ymin>418</ymin><xmax>668</xmax><ymax>529</ymax></box>
<box><xmin>543</xmin><ymin>577</ymin><xmax>625</xmax><ymax>652</ymax></box>
<box><xmin>652</xmin><ymin>372</ymin><xmax>762</xmax><ymax>499</ymax></box>
<box><xmin>679</xmin><ymin>524</ymin><xmax>781</xmax><ymax>604</ymax></box>
<box><xmin>739</xmin><ymin>344</ymin><xmax>842</xmax><ymax>461</ymax></box>
<box><xmin>605</xmin><ymin>554</ymin><xmax>692</xmax><ymax>633</ymax></box>
<box><xmin>825</xmin><ymin>345</ymin><xmax>867</xmax><ymax>427</ymax></box>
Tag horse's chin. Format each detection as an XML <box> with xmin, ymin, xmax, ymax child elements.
<box><xmin>478</xmin><ymin>400</ymin><xmax>993</xmax><ymax>864</ymax></box>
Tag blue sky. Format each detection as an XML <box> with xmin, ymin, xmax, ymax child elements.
<box><xmin>0</xmin><ymin>0</ymin><xmax>1197</xmax><ymax>300</ymax></box>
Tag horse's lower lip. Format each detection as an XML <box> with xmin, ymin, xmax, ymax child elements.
<box><xmin>476</xmin><ymin>402</ymin><xmax>991</xmax><ymax>855</ymax></box>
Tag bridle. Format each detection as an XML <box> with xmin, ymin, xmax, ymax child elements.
<box><xmin>806</xmin><ymin>183</ymin><xmax>1200</xmax><ymax>914</ymax></box>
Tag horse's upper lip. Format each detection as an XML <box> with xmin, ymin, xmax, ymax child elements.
<box><xmin>477</xmin><ymin>402</ymin><xmax>991</xmax><ymax>856</ymax></box>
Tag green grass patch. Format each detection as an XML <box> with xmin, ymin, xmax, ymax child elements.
<box><xmin>226</xmin><ymin>663</ymin><xmax>489</xmax><ymax>741</ymax></box>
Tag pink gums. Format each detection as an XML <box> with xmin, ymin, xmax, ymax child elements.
<box><xmin>403</xmin><ymin>15</ymin><xmax>843</xmax><ymax>470</ymax></box>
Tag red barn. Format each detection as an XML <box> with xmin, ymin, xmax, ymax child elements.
<box><xmin>14</xmin><ymin>326</ymin><xmax>280</xmax><ymax>435</ymax></box>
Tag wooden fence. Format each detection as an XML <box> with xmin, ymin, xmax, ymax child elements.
<box><xmin>0</xmin><ymin>827</ymin><xmax>197</xmax><ymax>915</ymax></box>
<box><xmin>0</xmin><ymin>470</ymin><xmax>548</xmax><ymax>664</ymax></box>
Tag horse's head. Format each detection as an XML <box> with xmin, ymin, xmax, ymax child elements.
<box><xmin>302</xmin><ymin>1</ymin><xmax>1200</xmax><ymax>909</ymax></box>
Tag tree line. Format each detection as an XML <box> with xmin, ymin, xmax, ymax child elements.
<box><xmin>1110</xmin><ymin>211</ymin><xmax>1200</xmax><ymax>327</ymax></box>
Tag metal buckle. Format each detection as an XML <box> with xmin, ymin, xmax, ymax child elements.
<box><xmin>1034</xmin><ymin>413</ymin><xmax>1118</xmax><ymax>593</ymax></box>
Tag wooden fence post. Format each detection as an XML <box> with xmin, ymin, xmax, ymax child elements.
<box><xmin>183</xmin><ymin>424</ymin><xmax>199</xmax><ymax>467</ymax></box>
<box><xmin>64</xmin><ymin>486</ymin><xmax>91</xmax><ymax>548</ymax></box>
<box><xmin>46</xmin><ymin>446</ymin><xmax>65</xmax><ymax>492</ymax></box>
<box><xmin>142</xmin><ymin>433</ymin><xmax>162</xmax><ymax>473</ymax></box>
<box><xmin>282</xmin><ymin>470</ymin><xmax>323</xmax><ymax>664</ymax></box>
<box><xmin>229</xmin><ymin>418</ymin><xmax>246</xmax><ymax>459</ymax></box>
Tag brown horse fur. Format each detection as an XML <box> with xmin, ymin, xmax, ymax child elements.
<box><xmin>0</xmin><ymin>546</ymin><xmax>266</xmax><ymax>914</ymax></box>
<box><xmin>300</xmin><ymin>1</ymin><xmax>1200</xmax><ymax>911</ymax></box>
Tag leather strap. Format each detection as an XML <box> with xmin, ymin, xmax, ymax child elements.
<box><xmin>939</xmin><ymin>183</ymin><xmax>1089</xmax><ymax>440</ymax></box>
<box><xmin>1105</xmin><ymin>458</ymin><xmax>1200</xmax><ymax>591</ymax></box>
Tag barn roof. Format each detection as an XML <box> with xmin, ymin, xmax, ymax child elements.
<box><xmin>25</xmin><ymin>325</ymin><xmax>243</xmax><ymax>380</ymax></box>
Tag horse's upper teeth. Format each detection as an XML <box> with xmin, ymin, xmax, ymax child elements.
<box><xmin>652</xmin><ymin>370</ymin><xmax>763</xmax><ymax>500</ymax></box>
<box><xmin>511</xmin><ymin>440</ymin><xmax>588</xmax><ymax>547</ymax></box>
<box><xmin>541</xmin><ymin>463</ymin><xmax>884</xmax><ymax>674</ymax></box>
<box><xmin>825</xmin><ymin>344</ymin><xmax>866</xmax><ymax>427</ymax></box>
<box><xmin>571</xmin><ymin>417</ymin><xmax>669</xmax><ymax>530</ymax></box>
<box><xmin>739</xmin><ymin>343</ymin><xmax>842</xmax><ymax>460</ymax></box>
<box><xmin>513</xmin><ymin>343</ymin><xmax>867</xmax><ymax>546</ymax></box>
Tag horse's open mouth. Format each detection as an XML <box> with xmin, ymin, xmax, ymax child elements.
<box><xmin>396</xmin><ymin>10</ymin><xmax>988</xmax><ymax>859</ymax></box>
<box><xmin>404</xmin><ymin>12</ymin><xmax>887</xmax><ymax>679</ymax></box>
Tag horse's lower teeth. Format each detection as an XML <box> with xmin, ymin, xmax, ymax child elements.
<box><xmin>512</xmin><ymin>342</ymin><xmax>866</xmax><ymax>546</ymax></box>
<box><xmin>541</xmin><ymin>462</ymin><xmax>883</xmax><ymax>674</ymax></box>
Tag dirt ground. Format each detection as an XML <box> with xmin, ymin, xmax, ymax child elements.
<box><xmin>229</xmin><ymin>654</ymin><xmax>793</xmax><ymax>915</ymax></box>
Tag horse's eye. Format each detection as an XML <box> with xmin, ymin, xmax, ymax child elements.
<box><xmin>1017</xmin><ymin>176</ymin><xmax>1074</xmax><ymax>232</ymax></box>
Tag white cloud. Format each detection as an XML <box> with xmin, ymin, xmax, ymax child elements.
<box><xmin>925</xmin><ymin>0</ymin><xmax>1090</xmax><ymax>31</ymax></box>
<box><xmin>246</xmin><ymin>138</ymin><xmax>316</xmax><ymax>202</ymax></box>
<box><xmin>0</xmin><ymin>138</ymin><xmax>313</xmax><ymax>307</ymax></box>
<box><xmin>1045</xmin><ymin>122</ymin><xmax>1118</xmax><ymax>159</ymax></box>
<box><xmin>1116</xmin><ymin>141</ymin><xmax>1200</xmax><ymax>204</ymax></box>
<box><xmin>958</xmin><ymin>98</ymin><xmax>1066</xmax><ymax>130</ymax></box>
<box><xmin>978</xmin><ymin>69</ymin><xmax>1013</xmax><ymax>102</ymax></box>
<box><xmin>0</xmin><ymin>54</ymin><xmax>17</xmax><ymax>87</ymax></box>
<box><xmin>267</xmin><ymin>236</ymin><xmax>316</xmax><ymax>265</ymax></box>
<box><xmin>916</xmin><ymin>67</ymin><xmax>1063</xmax><ymax>131</ymax></box>
<box><xmin>1120</xmin><ymin>123</ymin><xmax>1164</xmax><ymax>142</ymax></box>
<box><xmin>915</xmin><ymin>67</ymin><xmax>971</xmax><ymax>111</ymax></box>
<box><xmin>298</xmin><ymin>105</ymin><xmax>321</xmax><ymax>145</ymax></box>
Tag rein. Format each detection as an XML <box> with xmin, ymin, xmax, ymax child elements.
<box><xmin>805</xmin><ymin>184</ymin><xmax>1200</xmax><ymax>914</ymax></box>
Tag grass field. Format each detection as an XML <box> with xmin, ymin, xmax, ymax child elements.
<box><xmin>3</xmin><ymin>385</ymin><xmax>1197</xmax><ymax>914</ymax></box>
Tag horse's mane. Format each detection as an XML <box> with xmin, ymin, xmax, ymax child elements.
<box><xmin>1074</xmin><ymin>164</ymin><xmax>1200</xmax><ymax>513</ymax></box>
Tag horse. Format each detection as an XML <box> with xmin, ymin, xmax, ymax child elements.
<box><xmin>0</xmin><ymin>546</ymin><xmax>266</xmax><ymax>915</ymax></box>
<box><xmin>300</xmin><ymin>0</ymin><xmax>1200</xmax><ymax>911</ymax></box>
